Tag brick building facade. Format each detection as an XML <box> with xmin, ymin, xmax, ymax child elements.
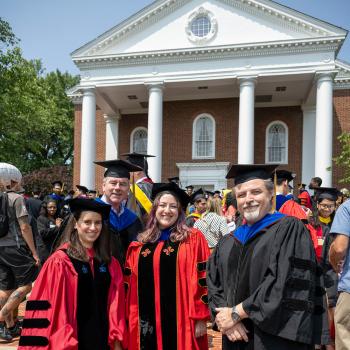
<box><xmin>69</xmin><ymin>0</ymin><xmax>350</xmax><ymax>192</ymax></box>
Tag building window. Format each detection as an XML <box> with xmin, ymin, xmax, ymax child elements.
<box><xmin>193</xmin><ymin>114</ymin><xmax>215</xmax><ymax>159</ymax></box>
<box><xmin>186</xmin><ymin>7</ymin><xmax>218</xmax><ymax>44</ymax></box>
<box><xmin>130</xmin><ymin>127</ymin><xmax>147</xmax><ymax>154</ymax></box>
<box><xmin>191</xmin><ymin>16</ymin><xmax>211</xmax><ymax>37</ymax></box>
<box><xmin>265</xmin><ymin>121</ymin><xmax>288</xmax><ymax>164</ymax></box>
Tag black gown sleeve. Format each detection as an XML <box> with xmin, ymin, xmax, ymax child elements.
<box><xmin>207</xmin><ymin>236</ymin><xmax>231</xmax><ymax>322</ymax></box>
<box><xmin>242</xmin><ymin>217</ymin><xmax>329</xmax><ymax>345</ymax></box>
<box><xmin>321</xmin><ymin>227</ymin><xmax>338</xmax><ymax>308</ymax></box>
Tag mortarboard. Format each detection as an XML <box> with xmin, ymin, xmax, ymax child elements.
<box><xmin>52</xmin><ymin>180</ymin><xmax>63</xmax><ymax>187</ymax></box>
<box><xmin>68</xmin><ymin>198</ymin><xmax>111</xmax><ymax>220</ymax></box>
<box><xmin>275</xmin><ymin>170</ymin><xmax>295</xmax><ymax>183</ymax></box>
<box><xmin>88</xmin><ymin>189</ymin><xmax>97</xmax><ymax>194</ymax></box>
<box><xmin>315</xmin><ymin>187</ymin><xmax>339</xmax><ymax>202</ymax></box>
<box><xmin>94</xmin><ymin>159</ymin><xmax>142</xmax><ymax>179</ymax></box>
<box><xmin>76</xmin><ymin>185</ymin><xmax>88</xmax><ymax>194</ymax></box>
<box><xmin>185</xmin><ymin>185</ymin><xmax>194</xmax><ymax>190</ymax></box>
<box><xmin>121</xmin><ymin>152</ymin><xmax>155</xmax><ymax>172</ymax></box>
<box><xmin>151</xmin><ymin>182</ymin><xmax>190</xmax><ymax>209</ymax></box>
<box><xmin>189</xmin><ymin>188</ymin><xmax>205</xmax><ymax>204</ymax></box>
<box><xmin>226</xmin><ymin>164</ymin><xmax>278</xmax><ymax>185</ymax></box>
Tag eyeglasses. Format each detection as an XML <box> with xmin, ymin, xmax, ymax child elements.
<box><xmin>319</xmin><ymin>203</ymin><xmax>335</xmax><ymax>210</ymax></box>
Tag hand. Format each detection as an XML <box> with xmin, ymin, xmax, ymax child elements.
<box><xmin>113</xmin><ymin>340</ymin><xmax>122</xmax><ymax>350</ymax></box>
<box><xmin>32</xmin><ymin>253</ymin><xmax>41</xmax><ymax>266</ymax></box>
<box><xmin>55</xmin><ymin>218</ymin><xmax>63</xmax><ymax>227</ymax></box>
<box><xmin>195</xmin><ymin>320</ymin><xmax>207</xmax><ymax>338</ymax></box>
<box><xmin>215</xmin><ymin>307</ymin><xmax>235</xmax><ymax>332</ymax></box>
<box><xmin>224</xmin><ymin>322</ymin><xmax>249</xmax><ymax>343</ymax></box>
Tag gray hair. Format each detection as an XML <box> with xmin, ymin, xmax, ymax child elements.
<box><xmin>264</xmin><ymin>179</ymin><xmax>274</xmax><ymax>194</ymax></box>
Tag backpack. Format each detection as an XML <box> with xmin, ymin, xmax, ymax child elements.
<box><xmin>0</xmin><ymin>192</ymin><xmax>10</xmax><ymax>238</ymax></box>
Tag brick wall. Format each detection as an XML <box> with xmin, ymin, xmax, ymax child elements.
<box><xmin>333</xmin><ymin>89</ymin><xmax>350</xmax><ymax>188</ymax></box>
<box><xmin>73</xmin><ymin>94</ymin><xmax>349</xmax><ymax>191</ymax></box>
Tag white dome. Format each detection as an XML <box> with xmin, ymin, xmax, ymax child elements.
<box><xmin>0</xmin><ymin>163</ymin><xmax>22</xmax><ymax>186</ymax></box>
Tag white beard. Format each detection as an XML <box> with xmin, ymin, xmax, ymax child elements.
<box><xmin>243</xmin><ymin>206</ymin><xmax>261</xmax><ymax>224</ymax></box>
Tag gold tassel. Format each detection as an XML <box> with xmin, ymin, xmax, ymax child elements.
<box><xmin>272</xmin><ymin>170</ymin><xmax>277</xmax><ymax>212</ymax></box>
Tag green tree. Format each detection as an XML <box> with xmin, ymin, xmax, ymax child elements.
<box><xmin>334</xmin><ymin>132</ymin><xmax>350</xmax><ymax>184</ymax></box>
<box><xmin>0</xmin><ymin>17</ymin><xmax>79</xmax><ymax>173</ymax></box>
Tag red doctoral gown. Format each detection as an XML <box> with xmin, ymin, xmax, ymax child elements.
<box><xmin>125</xmin><ymin>228</ymin><xmax>210</xmax><ymax>350</ymax></box>
<box><xmin>18</xmin><ymin>247</ymin><xmax>127</xmax><ymax>350</ymax></box>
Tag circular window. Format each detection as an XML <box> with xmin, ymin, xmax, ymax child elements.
<box><xmin>191</xmin><ymin>16</ymin><xmax>211</xmax><ymax>38</ymax></box>
<box><xmin>186</xmin><ymin>7</ymin><xmax>217</xmax><ymax>44</ymax></box>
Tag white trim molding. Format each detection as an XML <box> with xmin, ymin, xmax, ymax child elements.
<box><xmin>177</xmin><ymin>162</ymin><xmax>230</xmax><ymax>190</ymax></box>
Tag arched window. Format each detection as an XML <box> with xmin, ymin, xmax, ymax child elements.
<box><xmin>130</xmin><ymin>127</ymin><xmax>147</xmax><ymax>154</ymax></box>
<box><xmin>192</xmin><ymin>114</ymin><xmax>215</xmax><ymax>158</ymax></box>
<box><xmin>265</xmin><ymin>121</ymin><xmax>288</xmax><ymax>164</ymax></box>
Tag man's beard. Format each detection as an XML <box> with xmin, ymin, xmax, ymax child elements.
<box><xmin>243</xmin><ymin>204</ymin><xmax>261</xmax><ymax>224</ymax></box>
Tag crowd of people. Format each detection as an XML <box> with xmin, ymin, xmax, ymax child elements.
<box><xmin>0</xmin><ymin>156</ymin><xmax>349</xmax><ymax>349</ymax></box>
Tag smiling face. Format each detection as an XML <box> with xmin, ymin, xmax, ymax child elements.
<box><xmin>102</xmin><ymin>177</ymin><xmax>129</xmax><ymax>208</ymax></box>
<box><xmin>235</xmin><ymin>179</ymin><xmax>273</xmax><ymax>225</ymax></box>
<box><xmin>317</xmin><ymin>198</ymin><xmax>335</xmax><ymax>219</ymax></box>
<box><xmin>75</xmin><ymin>211</ymin><xmax>103</xmax><ymax>248</ymax></box>
<box><xmin>155</xmin><ymin>193</ymin><xmax>179</xmax><ymax>230</ymax></box>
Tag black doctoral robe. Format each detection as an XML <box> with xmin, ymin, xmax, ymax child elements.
<box><xmin>207</xmin><ymin>216</ymin><xmax>329</xmax><ymax>350</ymax></box>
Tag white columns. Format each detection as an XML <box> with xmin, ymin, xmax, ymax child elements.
<box><xmin>315</xmin><ymin>73</ymin><xmax>334</xmax><ymax>187</ymax></box>
<box><xmin>80</xmin><ymin>88</ymin><xmax>96</xmax><ymax>189</ymax></box>
<box><xmin>104</xmin><ymin>114</ymin><xmax>121</xmax><ymax>160</ymax></box>
<box><xmin>238</xmin><ymin>77</ymin><xmax>256</xmax><ymax>164</ymax></box>
<box><xmin>146</xmin><ymin>83</ymin><xmax>164</xmax><ymax>182</ymax></box>
<box><xmin>301</xmin><ymin>105</ymin><xmax>316</xmax><ymax>185</ymax></box>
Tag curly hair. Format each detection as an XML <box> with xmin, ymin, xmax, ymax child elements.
<box><xmin>137</xmin><ymin>191</ymin><xmax>190</xmax><ymax>243</ymax></box>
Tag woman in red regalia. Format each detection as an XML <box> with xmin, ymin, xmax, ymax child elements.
<box><xmin>18</xmin><ymin>198</ymin><xmax>127</xmax><ymax>350</ymax></box>
<box><xmin>125</xmin><ymin>182</ymin><xmax>210</xmax><ymax>350</ymax></box>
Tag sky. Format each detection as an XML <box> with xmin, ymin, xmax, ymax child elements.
<box><xmin>2</xmin><ymin>0</ymin><xmax>350</xmax><ymax>75</ymax></box>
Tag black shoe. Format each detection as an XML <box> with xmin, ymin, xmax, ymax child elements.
<box><xmin>7</xmin><ymin>320</ymin><xmax>22</xmax><ymax>338</ymax></box>
<box><xmin>0</xmin><ymin>325</ymin><xmax>13</xmax><ymax>342</ymax></box>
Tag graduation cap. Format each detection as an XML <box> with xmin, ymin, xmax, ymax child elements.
<box><xmin>298</xmin><ymin>183</ymin><xmax>306</xmax><ymax>189</ymax></box>
<box><xmin>189</xmin><ymin>188</ymin><xmax>206</xmax><ymax>204</ymax></box>
<box><xmin>76</xmin><ymin>185</ymin><xmax>88</xmax><ymax>194</ymax></box>
<box><xmin>68</xmin><ymin>198</ymin><xmax>111</xmax><ymax>220</ymax></box>
<box><xmin>52</xmin><ymin>180</ymin><xmax>63</xmax><ymax>187</ymax></box>
<box><xmin>185</xmin><ymin>185</ymin><xmax>194</xmax><ymax>190</ymax></box>
<box><xmin>121</xmin><ymin>152</ymin><xmax>155</xmax><ymax>172</ymax></box>
<box><xmin>168</xmin><ymin>176</ymin><xmax>179</xmax><ymax>183</ymax></box>
<box><xmin>315</xmin><ymin>187</ymin><xmax>339</xmax><ymax>202</ymax></box>
<box><xmin>275</xmin><ymin>170</ymin><xmax>295</xmax><ymax>183</ymax></box>
<box><xmin>151</xmin><ymin>182</ymin><xmax>190</xmax><ymax>209</ymax></box>
<box><xmin>226</xmin><ymin>164</ymin><xmax>278</xmax><ymax>185</ymax></box>
<box><xmin>214</xmin><ymin>190</ymin><xmax>221</xmax><ymax>195</ymax></box>
<box><xmin>88</xmin><ymin>189</ymin><xmax>97</xmax><ymax>194</ymax></box>
<box><xmin>205</xmin><ymin>190</ymin><xmax>215</xmax><ymax>197</ymax></box>
<box><xmin>94</xmin><ymin>159</ymin><xmax>142</xmax><ymax>179</ymax></box>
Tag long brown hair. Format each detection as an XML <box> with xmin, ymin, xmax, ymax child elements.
<box><xmin>137</xmin><ymin>191</ymin><xmax>190</xmax><ymax>243</ymax></box>
<box><xmin>57</xmin><ymin>211</ymin><xmax>111</xmax><ymax>264</ymax></box>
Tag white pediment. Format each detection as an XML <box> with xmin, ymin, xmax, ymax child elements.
<box><xmin>72</xmin><ymin>0</ymin><xmax>346</xmax><ymax>60</ymax></box>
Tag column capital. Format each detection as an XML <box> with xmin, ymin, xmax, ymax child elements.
<box><xmin>237</xmin><ymin>76</ymin><xmax>258</xmax><ymax>87</ymax></box>
<box><xmin>103</xmin><ymin>113</ymin><xmax>121</xmax><ymax>123</ymax></box>
<box><xmin>315</xmin><ymin>71</ymin><xmax>337</xmax><ymax>84</ymax></box>
<box><xmin>81</xmin><ymin>86</ymin><xmax>96</xmax><ymax>96</ymax></box>
<box><xmin>145</xmin><ymin>81</ymin><xmax>164</xmax><ymax>92</ymax></box>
